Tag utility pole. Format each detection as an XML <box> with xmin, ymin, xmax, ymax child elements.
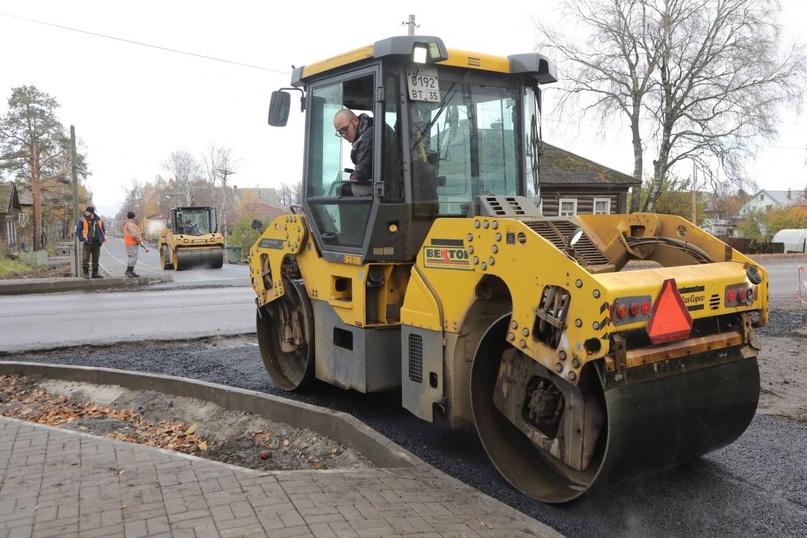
<box><xmin>217</xmin><ymin>169</ymin><xmax>234</xmax><ymax>247</ymax></box>
<box><xmin>70</xmin><ymin>126</ymin><xmax>80</xmax><ymax>277</ymax></box>
<box><xmin>406</xmin><ymin>14</ymin><xmax>416</xmax><ymax>36</ymax></box>
<box><xmin>691</xmin><ymin>159</ymin><xmax>698</xmax><ymax>223</ymax></box>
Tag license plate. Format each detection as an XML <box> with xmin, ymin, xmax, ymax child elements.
<box><xmin>407</xmin><ymin>66</ymin><xmax>440</xmax><ymax>102</ymax></box>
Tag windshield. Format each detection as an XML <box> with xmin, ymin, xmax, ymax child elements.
<box><xmin>408</xmin><ymin>70</ymin><xmax>521</xmax><ymax>216</ymax></box>
<box><xmin>173</xmin><ymin>208</ymin><xmax>216</xmax><ymax>236</ymax></box>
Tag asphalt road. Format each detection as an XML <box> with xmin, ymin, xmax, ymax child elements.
<box><xmin>0</xmin><ymin>238</ymin><xmax>257</xmax><ymax>354</ymax></box>
<box><xmin>100</xmin><ymin>237</ymin><xmax>251</xmax><ymax>287</ymax></box>
<box><xmin>0</xmin><ymin>287</ymin><xmax>256</xmax><ymax>353</ymax></box>
<box><xmin>763</xmin><ymin>256</ymin><xmax>807</xmax><ymax>298</ymax></box>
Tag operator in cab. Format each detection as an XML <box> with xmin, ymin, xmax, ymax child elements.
<box><xmin>333</xmin><ymin>109</ymin><xmax>373</xmax><ymax>183</ymax></box>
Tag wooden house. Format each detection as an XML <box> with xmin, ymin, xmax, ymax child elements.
<box><xmin>539</xmin><ymin>143</ymin><xmax>640</xmax><ymax>216</ymax></box>
<box><xmin>0</xmin><ymin>182</ymin><xmax>23</xmax><ymax>254</ymax></box>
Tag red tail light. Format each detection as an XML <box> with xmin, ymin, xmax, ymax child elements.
<box><xmin>611</xmin><ymin>296</ymin><xmax>652</xmax><ymax>326</ymax></box>
<box><xmin>725</xmin><ymin>284</ymin><xmax>756</xmax><ymax>307</ymax></box>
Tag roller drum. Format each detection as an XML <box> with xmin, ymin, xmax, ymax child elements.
<box><xmin>471</xmin><ymin>323</ymin><xmax>760</xmax><ymax>503</ymax></box>
<box><xmin>174</xmin><ymin>247</ymin><xmax>224</xmax><ymax>270</ymax></box>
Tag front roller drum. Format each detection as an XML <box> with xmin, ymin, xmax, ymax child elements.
<box><xmin>470</xmin><ymin>318</ymin><xmax>760</xmax><ymax>503</ymax></box>
<box><xmin>256</xmin><ymin>277</ymin><xmax>315</xmax><ymax>391</ymax></box>
<box><xmin>160</xmin><ymin>246</ymin><xmax>173</xmax><ymax>270</ymax></box>
<box><xmin>174</xmin><ymin>247</ymin><xmax>224</xmax><ymax>270</ymax></box>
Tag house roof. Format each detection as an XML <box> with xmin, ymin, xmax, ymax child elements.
<box><xmin>232</xmin><ymin>187</ymin><xmax>283</xmax><ymax>207</ymax></box>
<box><xmin>755</xmin><ymin>189</ymin><xmax>807</xmax><ymax>206</ymax></box>
<box><xmin>540</xmin><ymin>143</ymin><xmax>640</xmax><ymax>187</ymax></box>
<box><xmin>14</xmin><ymin>185</ymin><xmax>33</xmax><ymax>206</ymax></box>
<box><xmin>243</xmin><ymin>202</ymin><xmax>290</xmax><ymax>221</ymax></box>
<box><xmin>738</xmin><ymin>188</ymin><xmax>807</xmax><ymax>216</ymax></box>
<box><xmin>0</xmin><ymin>182</ymin><xmax>22</xmax><ymax>213</ymax></box>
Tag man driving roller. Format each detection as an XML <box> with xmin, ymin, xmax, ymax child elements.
<box><xmin>333</xmin><ymin>109</ymin><xmax>373</xmax><ymax>182</ymax></box>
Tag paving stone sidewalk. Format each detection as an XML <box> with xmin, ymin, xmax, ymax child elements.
<box><xmin>0</xmin><ymin>417</ymin><xmax>563</xmax><ymax>538</ymax></box>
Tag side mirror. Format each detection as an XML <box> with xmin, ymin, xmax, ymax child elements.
<box><xmin>251</xmin><ymin>219</ymin><xmax>264</xmax><ymax>231</ymax></box>
<box><xmin>268</xmin><ymin>91</ymin><xmax>290</xmax><ymax>126</ymax></box>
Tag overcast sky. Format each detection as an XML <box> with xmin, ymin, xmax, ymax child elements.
<box><xmin>1</xmin><ymin>0</ymin><xmax>805</xmax><ymax>217</ymax></box>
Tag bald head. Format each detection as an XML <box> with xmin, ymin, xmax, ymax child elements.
<box><xmin>334</xmin><ymin>109</ymin><xmax>359</xmax><ymax>142</ymax></box>
<box><xmin>334</xmin><ymin>109</ymin><xmax>356</xmax><ymax>124</ymax></box>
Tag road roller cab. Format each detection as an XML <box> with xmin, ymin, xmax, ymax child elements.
<box><xmin>158</xmin><ymin>206</ymin><xmax>224</xmax><ymax>270</ymax></box>
<box><xmin>249</xmin><ymin>35</ymin><xmax>768</xmax><ymax>503</ymax></box>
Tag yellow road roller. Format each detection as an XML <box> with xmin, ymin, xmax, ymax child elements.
<box><xmin>248</xmin><ymin>35</ymin><xmax>768</xmax><ymax>503</ymax></box>
<box><xmin>158</xmin><ymin>206</ymin><xmax>224</xmax><ymax>270</ymax></box>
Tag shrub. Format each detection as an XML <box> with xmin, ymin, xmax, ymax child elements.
<box><xmin>229</xmin><ymin>214</ymin><xmax>264</xmax><ymax>261</ymax></box>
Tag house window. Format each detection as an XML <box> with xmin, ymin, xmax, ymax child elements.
<box><xmin>6</xmin><ymin>221</ymin><xmax>15</xmax><ymax>245</ymax></box>
<box><xmin>593</xmin><ymin>198</ymin><xmax>611</xmax><ymax>214</ymax></box>
<box><xmin>559</xmin><ymin>198</ymin><xmax>577</xmax><ymax>217</ymax></box>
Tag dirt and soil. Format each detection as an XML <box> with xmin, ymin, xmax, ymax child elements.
<box><xmin>0</xmin><ymin>263</ymin><xmax>374</xmax><ymax>473</ymax></box>
<box><xmin>752</xmin><ymin>298</ymin><xmax>807</xmax><ymax>426</ymax></box>
<box><xmin>0</xmin><ymin>374</ymin><xmax>373</xmax><ymax>472</ymax></box>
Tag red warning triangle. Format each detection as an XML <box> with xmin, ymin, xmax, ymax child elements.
<box><xmin>646</xmin><ymin>278</ymin><xmax>693</xmax><ymax>344</ymax></box>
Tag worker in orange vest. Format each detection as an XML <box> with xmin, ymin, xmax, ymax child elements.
<box><xmin>75</xmin><ymin>206</ymin><xmax>106</xmax><ymax>279</ymax></box>
<box><xmin>122</xmin><ymin>211</ymin><xmax>145</xmax><ymax>277</ymax></box>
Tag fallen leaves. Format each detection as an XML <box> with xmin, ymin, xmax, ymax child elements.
<box><xmin>0</xmin><ymin>374</ymin><xmax>373</xmax><ymax>471</ymax></box>
<box><xmin>0</xmin><ymin>375</ymin><xmax>210</xmax><ymax>456</ymax></box>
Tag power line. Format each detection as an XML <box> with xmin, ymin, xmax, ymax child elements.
<box><xmin>0</xmin><ymin>11</ymin><xmax>291</xmax><ymax>76</ymax></box>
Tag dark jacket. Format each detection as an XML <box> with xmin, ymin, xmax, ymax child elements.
<box><xmin>76</xmin><ymin>215</ymin><xmax>106</xmax><ymax>245</ymax></box>
<box><xmin>350</xmin><ymin>114</ymin><xmax>373</xmax><ymax>182</ymax></box>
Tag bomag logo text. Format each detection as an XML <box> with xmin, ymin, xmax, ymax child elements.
<box><xmin>423</xmin><ymin>247</ymin><xmax>473</xmax><ymax>270</ymax></box>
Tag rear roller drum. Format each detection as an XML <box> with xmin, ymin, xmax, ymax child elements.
<box><xmin>256</xmin><ymin>277</ymin><xmax>315</xmax><ymax>391</ymax></box>
<box><xmin>470</xmin><ymin>316</ymin><xmax>760</xmax><ymax>503</ymax></box>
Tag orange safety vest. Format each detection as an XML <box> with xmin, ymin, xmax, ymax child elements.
<box><xmin>78</xmin><ymin>216</ymin><xmax>105</xmax><ymax>243</ymax></box>
<box><xmin>123</xmin><ymin>220</ymin><xmax>142</xmax><ymax>246</ymax></box>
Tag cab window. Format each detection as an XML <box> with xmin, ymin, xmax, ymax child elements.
<box><xmin>305</xmin><ymin>72</ymin><xmax>375</xmax><ymax>248</ymax></box>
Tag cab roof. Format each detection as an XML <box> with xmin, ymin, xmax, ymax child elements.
<box><xmin>291</xmin><ymin>35</ymin><xmax>557</xmax><ymax>86</ymax></box>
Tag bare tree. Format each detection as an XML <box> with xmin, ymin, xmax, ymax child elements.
<box><xmin>277</xmin><ymin>182</ymin><xmax>303</xmax><ymax>206</ymax></box>
<box><xmin>118</xmin><ymin>180</ymin><xmax>145</xmax><ymax>223</ymax></box>
<box><xmin>162</xmin><ymin>150</ymin><xmax>202</xmax><ymax>206</ymax></box>
<box><xmin>202</xmin><ymin>145</ymin><xmax>239</xmax><ymax>243</ymax></box>
<box><xmin>537</xmin><ymin>0</ymin><xmax>806</xmax><ymax>212</ymax></box>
